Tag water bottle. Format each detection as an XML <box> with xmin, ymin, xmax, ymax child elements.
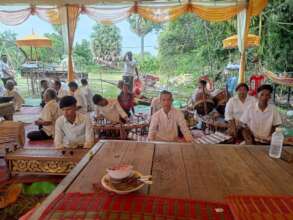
<box><xmin>269</xmin><ymin>128</ymin><xmax>284</xmax><ymax>158</ymax></box>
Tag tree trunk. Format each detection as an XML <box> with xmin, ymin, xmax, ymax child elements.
<box><xmin>141</xmin><ymin>36</ymin><xmax>144</xmax><ymax>60</ymax></box>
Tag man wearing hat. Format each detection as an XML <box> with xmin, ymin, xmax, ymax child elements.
<box><xmin>93</xmin><ymin>94</ymin><xmax>128</xmax><ymax>123</ymax></box>
<box><xmin>240</xmin><ymin>84</ymin><xmax>282</xmax><ymax>144</ymax></box>
<box><xmin>54</xmin><ymin>96</ymin><xmax>94</xmax><ymax>148</ymax></box>
<box><xmin>225</xmin><ymin>83</ymin><xmax>256</xmax><ymax>138</ymax></box>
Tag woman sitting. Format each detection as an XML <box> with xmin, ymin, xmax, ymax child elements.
<box><xmin>27</xmin><ymin>89</ymin><xmax>61</xmax><ymax>141</ymax></box>
<box><xmin>117</xmin><ymin>82</ymin><xmax>135</xmax><ymax>117</ymax></box>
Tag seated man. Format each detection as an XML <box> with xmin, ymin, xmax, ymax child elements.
<box><xmin>191</xmin><ymin>80</ymin><xmax>210</xmax><ymax>103</ymax></box>
<box><xmin>27</xmin><ymin>89</ymin><xmax>61</xmax><ymax>141</ymax></box>
<box><xmin>4</xmin><ymin>80</ymin><xmax>24</xmax><ymax>111</ymax></box>
<box><xmin>80</xmin><ymin>78</ymin><xmax>94</xmax><ymax>112</ymax></box>
<box><xmin>68</xmin><ymin>81</ymin><xmax>88</xmax><ymax>114</ymax></box>
<box><xmin>148</xmin><ymin>90</ymin><xmax>193</xmax><ymax>142</ymax></box>
<box><xmin>225</xmin><ymin>83</ymin><xmax>256</xmax><ymax>138</ymax></box>
<box><xmin>54</xmin><ymin>96</ymin><xmax>94</xmax><ymax>148</ymax></box>
<box><xmin>240</xmin><ymin>84</ymin><xmax>282</xmax><ymax>144</ymax></box>
<box><xmin>93</xmin><ymin>94</ymin><xmax>128</xmax><ymax>124</ymax></box>
<box><xmin>53</xmin><ymin>79</ymin><xmax>68</xmax><ymax>100</ymax></box>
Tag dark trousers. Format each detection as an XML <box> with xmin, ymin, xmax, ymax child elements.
<box><xmin>123</xmin><ymin>75</ymin><xmax>134</xmax><ymax>91</ymax></box>
<box><xmin>27</xmin><ymin>129</ymin><xmax>52</xmax><ymax>141</ymax></box>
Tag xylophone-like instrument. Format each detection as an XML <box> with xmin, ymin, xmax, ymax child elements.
<box><xmin>193</xmin><ymin>132</ymin><xmax>232</xmax><ymax>144</ymax></box>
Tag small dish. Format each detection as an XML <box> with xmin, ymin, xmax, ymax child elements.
<box><xmin>101</xmin><ymin>170</ymin><xmax>145</xmax><ymax>195</ymax></box>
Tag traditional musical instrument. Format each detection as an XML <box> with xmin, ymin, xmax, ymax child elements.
<box><xmin>193</xmin><ymin>132</ymin><xmax>232</xmax><ymax>144</ymax></box>
<box><xmin>182</xmin><ymin>109</ymin><xmax>197</xmax><ymax>127</ymax></box>
<box><xmin>0</xmin><ymin>121</ymin><xmax>24</xmax><ymax>157</ymax></box>
<box><xmin>212</xmin><ymin>89</ymin><xmax>229</xmax><ymax>115</ymax></box>
<box><xmin>0</xmin><ymin>102</ymin><xmax>14</xmax><ymax>120</ymax></box>
<box><xmin>5</xmin><ymin>147</ymin><xmax>87</xmax><ymax>176</ymax></box>
<box><xmin>192</xmin><ymin>92</ymin><xmax>214</xmax><ymax>115</ymax></box>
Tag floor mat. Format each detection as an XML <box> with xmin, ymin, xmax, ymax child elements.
<box><xmin>14</xmin><ymin>107</ymin><xmax>41</xmax><ymax>124</ymax></box>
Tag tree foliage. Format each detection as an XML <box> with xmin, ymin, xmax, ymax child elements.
<box><xmin>90</xmin><ymin>24</ymin><xmax>121</xmax><ymax>68</ymax></box>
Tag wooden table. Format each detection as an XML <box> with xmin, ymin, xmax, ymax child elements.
<box><xmin>31</xmin><ymin>140</ymin><xmax>293</xmax><ymax>219</ymax></box>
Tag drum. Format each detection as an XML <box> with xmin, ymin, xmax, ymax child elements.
<box><xmin>192</xmin><ymin>93</ymin><xmax>214</xmax><ymax>115</ymax></box>
<box><xmin>212</xmin><ymin>89</ymin><xmax>229</xmax><ymax>115</ymax></box>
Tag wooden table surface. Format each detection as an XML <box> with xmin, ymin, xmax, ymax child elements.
<box><xmin>31</xmin><ymin>140</ymin><xmax>293</xmax><ymax>219</ymax></box>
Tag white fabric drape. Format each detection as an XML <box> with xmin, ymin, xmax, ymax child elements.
<box><xmin>237</xmin><ymin>9</ymin><xmax>247</xmax><ymax>53</ymax></box>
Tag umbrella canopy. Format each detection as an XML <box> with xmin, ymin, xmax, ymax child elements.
<box><xmin>223</xmin><ymin>34</ymin><xmax>260</xmax><ymax>49</ymax></box>
<box><xmin>16</xmin><ymin>33</ymin><xmax>52</xmax><ymax>48</ymax></box>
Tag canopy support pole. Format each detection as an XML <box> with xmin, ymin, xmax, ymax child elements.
<box><xmin>239</xmin><ymin>1</ymin><xmax>252</xmax><ymax>83</ymax></box>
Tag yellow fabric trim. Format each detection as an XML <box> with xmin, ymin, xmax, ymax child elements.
<box><xmin>250</xmin><ymin>0</ymin><xmax>268</xmax><ymax>16</ymax></box>
<box><xmin>136</xmin><ymin>5</ymin><xmax>188</xmax><ymax>23</ymax></box>
<box><xmin>189</xmin><ymin>4</ymin><xmax>245</xmax><ymax>22</ymax></box>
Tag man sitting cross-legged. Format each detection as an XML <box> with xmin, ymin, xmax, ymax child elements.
<box><xmin>54</xmin><ymin>96</ymin><xmax>94</xmax><ymax>148</ymax></box>
<box><xmin>27</xmin><ymin>88</ymin><xmax>61</xmax><ymax>141</ymax></box>
<box><xmin>148</xmin><ymin>90</ymin><xmax>193</xmax><ymax>142</ymax></box>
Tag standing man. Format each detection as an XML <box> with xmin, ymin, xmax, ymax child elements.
<box><xmin>240</xmin><ymin>84</ymin><xmax>282</xmax><ymax>144</ymax></box>
<box><xmin>225</xmin><ymin>83</ymin><xmax>256</xmax><ymax>138</ymax></box>
<box><xmin>54</xmin><ymin>96</ymin><xmax>94</xmax><ymax>148</ymax></box>
<box><xmin>123</xmin><ymin>52</ymin><xmax>139</xmax><ymax>91</ymax></box>
<box><xmin>148</xmin><ymin>90</ymin><xmax>193</xmax><ymax>142</ymax></box>
<box><xmin>68</xmin><ymin>81</ymin><xmax>88</xmax><ymax>114</ymax></box>
<box><xmin>0</xmin><ymin>54</ymin><xmax>15</xmax><ymax>86</ymax></box>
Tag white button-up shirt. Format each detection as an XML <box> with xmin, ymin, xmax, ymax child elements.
<box><xmin>57</xmin><ymin>88</ymin><xmax>68</xmax><ymax>100</ymax></box>
<box><xmin>225</xmin><ymin>95</ymin><xmax>256</xmax><ymax>121</ymax></box>
<box><xmin>96</xmin><ymin>99</ymin><xmax>128</xmax><ymax>123</ymax></box>
<box><xmin>0</xmin><ymin>60</ymin><xmax>10</xmax><ymax>78</ymax></box>
<box><xmin>72</xmin><ymin>89</ymin><xmax>88</xmax><ymax>114</ymax></box>
<box><xmin>240</xmin><ymin>102</ymin><xmax>282</xmax><ymax>139</ymax></box>
<box><xmin>54</xmin><ymin>113</ymin><xmax>94</xmax><ymax>148</ymax></box>
<box><xmin>148</xmin><ymin>107</ymin><xmax>193</xmax><ymax>142</ymax></box>
<box><xmin>80</xmin><ymin>86</ymin><xmax>94</xmax><ymax>112</ymax></box>
<box><xmin>40</xmin><ymin>100</ymin><xmax>61</xmax><ymax>137</ymax></box>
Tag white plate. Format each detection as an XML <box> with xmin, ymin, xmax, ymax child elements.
<box><xmin>101</xmin><ymin>170</ymin><xmax>145</xmax><ymax>195</ymax></box>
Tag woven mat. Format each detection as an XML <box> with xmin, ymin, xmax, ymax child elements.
<box><xmin>41</xmin><ymin>192</ymin><xmax>234</xmax><ymax>220</ymax></box>
<box><xmin>226</xmin><ymin>195</ymin><xmax>293</xmax><ymax>220</ymax></box>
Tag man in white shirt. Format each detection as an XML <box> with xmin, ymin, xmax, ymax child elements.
<box><xmin>225</xmin><ymin>83</ymin><xmax>256</xmax><ymax>138</ymax></box>
<box><xmin>93</xmin><ymin>94</ymin><xmax>128</xmax><ymax>124</ymax></box>
<box><xmin>150</xmin><ymin>96</ymin><xmax>161</xmax><ymax>115</ymax></box>
<box><xmin>53</xmin><ymin>80</ymin><xmax>68</xmax><ymax>100</ymax></box>
<box><xmin>54</xmin><ymin>96</ymin><xmax>94</xmax><ymax>148</ymax></box>
<box><xmin>148</xmin><ymin>90</ymin><xmax>193</xmax><ymax>142</ymax></box>
<box><xmin>68</xmin><ymin>81</ymin><xmax>88</xmax><ymax>114</ymax></box>
<box><xmin>123</xmin><ymin>52</ymin><xmax>139</xmax><ymax>91</ymax></box>
<box><xmin>27</xmin><ymin>89</ymin><xmax>61</xmax><ymax>140</ymax></box>
<box><xmin>240</xmin><ymin>84</ymin><xmax>282</xmax><ymax>144</ymax></box>
<box><xmin>80</xmin><ymin>78</ymin><xmax>94</xmax><ymax>112</ymax></box>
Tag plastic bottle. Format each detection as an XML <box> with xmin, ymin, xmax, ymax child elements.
<box><xmin>269</xmin><ymin>128</ymin><xmax>284</xmax><ymax>158</ymax></box>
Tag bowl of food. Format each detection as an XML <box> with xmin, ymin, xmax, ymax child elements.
<box><xmin>107</xmin><ymin>164</ymin><xmax>133</xmax><ymax>180</ymax></box>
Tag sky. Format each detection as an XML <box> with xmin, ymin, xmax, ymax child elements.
<box><xmin>0</xmin><ymin>9</ymin><xmax>159</xmax><ymax>55</ymax></box>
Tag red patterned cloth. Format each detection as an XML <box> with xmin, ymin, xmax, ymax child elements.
<box><xmin>41</xmin><ymin>192</ymin><xmax>233</xmax><ymax>220</ymax></box>
<box><xmin>226</xmin><ymin>195</ymin><xmax>293</xmax><ymax>220</ymax></box>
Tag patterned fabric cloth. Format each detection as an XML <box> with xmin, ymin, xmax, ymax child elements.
<box><xmin>226</xmin><ymin>195</ymin><xmax>293</xmax><ymax>220</ymax></box>
<box><xmin>41</xmin><ymin>192</ymin><xmax>233</xmax><ymax>220</ymax></box>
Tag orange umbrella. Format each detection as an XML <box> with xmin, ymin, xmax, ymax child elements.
<box><xmin>223</xmin><ymin>34</ymin><xmax>260</xmax><ymax>49</ymax></box>
<box><xmin>16</xmin><ymin>33</ymin><xmax>52</xmax><ymax>48</ymax></box>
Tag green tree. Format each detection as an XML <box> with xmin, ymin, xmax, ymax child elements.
<box><xmin>90</xmin><ymin>24</ymin><xmax>121</xmax><ymax>68</ymax></box>
<box><xmin>128</xmin><ymin>15</ymin><xmax>160</xmax><ymax>59</ymax></box>
<box><xmin>74</xmin><ymin>39</ymin><xmax>93</xmax><ymax>65</ymax></box>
